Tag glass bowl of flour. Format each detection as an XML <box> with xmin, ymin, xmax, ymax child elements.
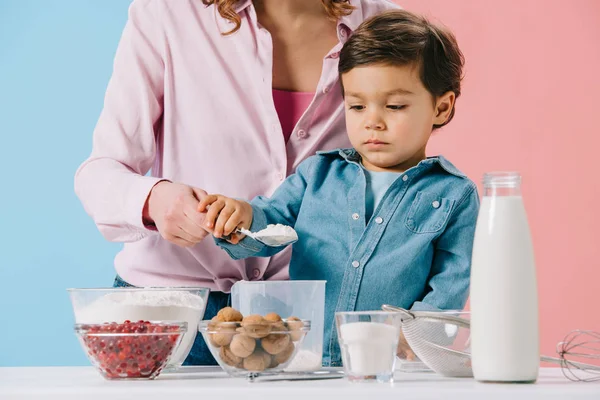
<box><xmin>68</xmin><ymin>287</ymin><xmax>209</xmax><ymax>370</ymax></box>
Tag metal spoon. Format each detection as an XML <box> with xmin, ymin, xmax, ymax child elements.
<box><xmin>225</xmin><ymin>225</ymin><xmax>298</xmax><ymax>247</ymax></box>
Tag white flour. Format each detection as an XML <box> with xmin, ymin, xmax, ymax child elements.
<box><xmin>252</xmin><ymin>224</ymin><xmax>298</xmax><ymax>246</ymax></box>
<box><xmin>285</xmin><ymin>350</ymin><xmax>322</xmax><ymax>372</ymax></box>
<box><xmin>339</xmin><ymin>322</ymin><xmax>399</xmax><ymax>376</ymax></box>
<box><xmin>76</xmin><ymin>291</ymin><xmax>205</xmax><ymax>367</ymax></box>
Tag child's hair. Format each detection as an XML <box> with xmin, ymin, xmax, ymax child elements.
<box><xmin>339</xmin><ymin>10</ymin><xmax>465</xmax><ymax>128</ymax></box>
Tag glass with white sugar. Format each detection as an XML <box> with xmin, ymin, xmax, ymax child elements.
<box><xmin>336</xmin><ymin>311</ymin><xmax>402</xmax><ymax>383</ymax></box>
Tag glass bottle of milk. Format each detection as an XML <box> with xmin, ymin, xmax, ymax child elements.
<box><xmin>470</xmin><ymin>172</ymin><xmax>539</xmax><ymax>383</ymax></box>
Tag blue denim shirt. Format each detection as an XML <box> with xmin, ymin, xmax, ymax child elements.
<box><xmin>217</xmin><ymin>148</ymin><xmax>479</xmax><ymax>366</ymax></box>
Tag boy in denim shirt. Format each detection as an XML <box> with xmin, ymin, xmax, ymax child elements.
<box><xmin>199</xmin><ymin>10</ymin><xmax>479</xmax><ymax>367</ymax></box>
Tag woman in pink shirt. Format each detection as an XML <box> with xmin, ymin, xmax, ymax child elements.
<box><xmin>75</xmin><ymin>0</ymin><xmax>399</xmax><ymax>365</ymax></box>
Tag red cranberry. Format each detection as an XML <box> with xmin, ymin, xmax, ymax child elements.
<box><xmin>81</xmin><ymin>321</ymin><xmax>181</xmax><ymax>380</ymax></box>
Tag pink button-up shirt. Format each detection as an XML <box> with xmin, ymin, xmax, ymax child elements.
<box><xmin>74</xmin><ymin>0</ymin><xmax>400</xmax><ymax>292</ymax></box>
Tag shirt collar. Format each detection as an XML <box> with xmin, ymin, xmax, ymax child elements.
<box><xmin>227</xmin><ymin>0</ymin><xmax>363</xmax><ymax>43</ymax></box>
<box><xmin>233</xmin><ymin>0</ymin><xmax>364</xmax><ymax>22</ymax></box>
<box><xmin>418</xmin><ymin>156</ymin><xmax>467</xmax><ymax>178</ymax></box>
<box><xmin>317</xmin><ymin>148</ymin><xmax>362</xmax><ymax>162</ymax></box>
<box><xmin>210</xmin><ymin>0</ymin><xmax>253</xmax><ymax>33</ymax></box>
<box><xmin>233</xmin><ymin>0</ymin><xmax>253</xmax><ymax>14</ymax></box>
<box><xmin>338</xmin><ymin>0</ymin><xmax>368</xmax><ymax>34</ymax></box>
<box><xmin>317</xmin><ymin>148</ymin><xmax>467</xmax><ymax>178</ymax></box>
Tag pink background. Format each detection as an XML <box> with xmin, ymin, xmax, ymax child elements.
<box><xmin>394</xmin><ymin>0</ymin><xmax>600</xmax><ymax>360</ymax></box>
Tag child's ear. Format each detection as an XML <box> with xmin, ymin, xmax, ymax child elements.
<box><xmin>433</xmin><ymin>91</ymin><xmax>456</xmax><ymax>126</ymax></box>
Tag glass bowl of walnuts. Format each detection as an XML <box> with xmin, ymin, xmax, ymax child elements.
<box><xmin>199</xmin><ymin>307</ymin><xmax>311</xmax><ymax>380</ymax></box>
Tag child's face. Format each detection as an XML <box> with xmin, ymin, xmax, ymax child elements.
<box><xmin>342</xmin><ymin>63</ymin><xmax>454</xmax><ymax>172</ymax></box>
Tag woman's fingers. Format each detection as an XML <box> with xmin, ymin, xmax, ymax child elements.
<box><xmin>178</xmin><ymin>218</ymin><xmax>209</xmax><ymax>242</ymax></box>
<box><xmin>162</xmin><ymin>227</ymin><xmax>197</xmax><ymax>248</ymax></box>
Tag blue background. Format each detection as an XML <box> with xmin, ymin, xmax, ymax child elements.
<box><xmin>0</xmin><ymin>0</ymin><xmax>132</xmax><ymax>366</ymax></box>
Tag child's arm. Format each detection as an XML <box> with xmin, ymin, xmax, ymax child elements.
<box><xmin>199</xmin><ymin>156</ymin><xmax>317</xmax><ymax>259</ymax></box>
<box><xmin>412</xmin><ymin>184</ymin><xmax>480</xmax><ymax>311</ymax></box>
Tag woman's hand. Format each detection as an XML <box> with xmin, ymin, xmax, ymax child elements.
<box><xmin>144</xmin><ymin>181</ymin><xmax>211</xmax><ymax>247</ymax></box>
<box><xmin>197</xmin><ymin>194</ymin><xmax>253</xmax><ymax>244</ymax></box>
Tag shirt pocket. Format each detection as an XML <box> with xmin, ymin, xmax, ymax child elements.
<box><xmin>405</xmin><ymin>191</ymin><xmax>455</xmax><ymax>234</ymax></box>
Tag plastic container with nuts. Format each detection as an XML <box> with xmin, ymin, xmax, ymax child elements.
<box><xmin>230</xmin><ymin>280</ymin><xmax>326</xmax><ymax>372</ymax></box>
<box><xmin>198</xmin><ymin>307</ymin><xmax>311</xmax><ymax>380</ymax></box>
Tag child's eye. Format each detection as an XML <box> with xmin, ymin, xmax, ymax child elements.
<box><xmin>348</xmin><ymin>105</ymin><xmax>365</xmax><ymax>111</ymax></box>
<box><xmin>387</xmin><ymin>105</ymin><xmax>407</xmax><ymax>110</ymax></box>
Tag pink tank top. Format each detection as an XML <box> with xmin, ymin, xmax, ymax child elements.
<box><xmin>272</xmin><ymin>89</ymin><xmax>315</xmax><ymax>143</ymax></box>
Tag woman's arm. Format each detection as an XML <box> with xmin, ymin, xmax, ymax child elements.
<box><xmin>74</xmin><ymin>0</ymin><xmax>209</xmax><ymax>246</ymax></box>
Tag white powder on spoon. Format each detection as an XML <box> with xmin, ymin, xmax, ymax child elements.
<box><xmin>243</xmin><ymin>224</ymin><xmax>298</xmax><ymax>247</ymax></box>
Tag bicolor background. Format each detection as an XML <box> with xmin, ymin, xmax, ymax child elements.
<box><xmin>1</xmin><ymin>0</ymin><xmax>598</xmax><ymax>366</ymax></box>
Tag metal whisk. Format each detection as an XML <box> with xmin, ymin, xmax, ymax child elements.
<box><xmin>382</xmin><ymin>305</ymin><xmax>600</xmax><ymax>382</ymax></box>
<box><xmin>556</xmin><ymin>330</ymin><xmax>600</xmax><ymax>382</ymax></box>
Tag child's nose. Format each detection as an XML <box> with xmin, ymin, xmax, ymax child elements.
<box><xmin>364</xmin><ymin>116</ymin><xmax>385</xmax><ymax>131</ymax></box>
<box><xmin>365</xmin><ymin>109</ymin><xmax>385</xmax><ymax>131</ymax></box>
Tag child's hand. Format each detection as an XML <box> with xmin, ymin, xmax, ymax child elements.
<box><xmin>397</xmin><ymin>331</ymin><xmax>417</xmax><ymax>361</ymax></box>
<box><xmin>197</xmin><ymin>194</ymin><xmax>253</xmax><ymax>243</ymax></box>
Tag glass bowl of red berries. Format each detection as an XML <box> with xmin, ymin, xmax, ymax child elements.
<box><xmin>75</xmin><ymin>320</ymin><xmax>187</xmax><ymax>380</ymax></box>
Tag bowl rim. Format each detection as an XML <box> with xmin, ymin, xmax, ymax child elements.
<box><xmin>67</xmin><ymin>287</ymin><xmax>211</xmax><ymax>292</ymax></box>
<box><xmin>233</xmin><ymin>280</ymin><xmax>326</xmax><ymax>284</ymax></box>
<box><xmin>198</xmin><ymin>318</ymin><xmax>311</xmax><ymax>333</ymax></box>
<box><xmin>335</xmin><ymin>310</ymin><xmax>401</xmax><ymax>317</ymax></box>
<box><xmin>75</xmin><ymin>320</ymin><xmax>188</xmax><ymax>335</ymax></box>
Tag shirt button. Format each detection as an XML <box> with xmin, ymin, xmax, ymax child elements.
<box><xmin>297</xmin><ymin>129</ymin><xmax>307</xmax><ymax>138</ymax></box>
<box><xmin>375</xmin><ymin>217</ymin><xmax>383</xmax><ymax>224</ymax></box>
<box><xmin>277</xmin><ymin>172</ymin><xmax>284</xmax><ymax>181</ymax></box>
<box><xmin>339</xmin><ymin>28</ymin><xmax>347</xmax><ymax>39</ymax></box>
<box><xmin>352</xmin><ymin>260</ymin><xmax>360</xmax><ymax>268</ymax></box>
<box><xmin>252</xmin><ymin>269</ymin><xmax>260</xmax><ymax>278</ymax></box>
<box><xmin>402</xmin><ymin>175</ymin><xmax>408</xmax><ymax>182</ymax></box>
<box><xmin>322</xmin><ymin>86</ymin><xmax>329</xmax><ymax>94</ymax></box>
<box><xmin>352</xmin><ymin>213</ymin><xmax>359</xmax><ymax>220</ymax></box>
<box><xmin>330</xmin><ymin>51</ymin><xmax>340</xmax><ymax>59</ymax></box>
<box><xmin>432</xmin><ymin>201</ymin><xmax>440</xmax><ymax>209</ymax></box>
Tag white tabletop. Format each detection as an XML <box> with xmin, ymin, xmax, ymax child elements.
<box><xmin>1</xmin><ymin>367</ymin><xmax>598</xmax><ymax>399</ymax></box>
